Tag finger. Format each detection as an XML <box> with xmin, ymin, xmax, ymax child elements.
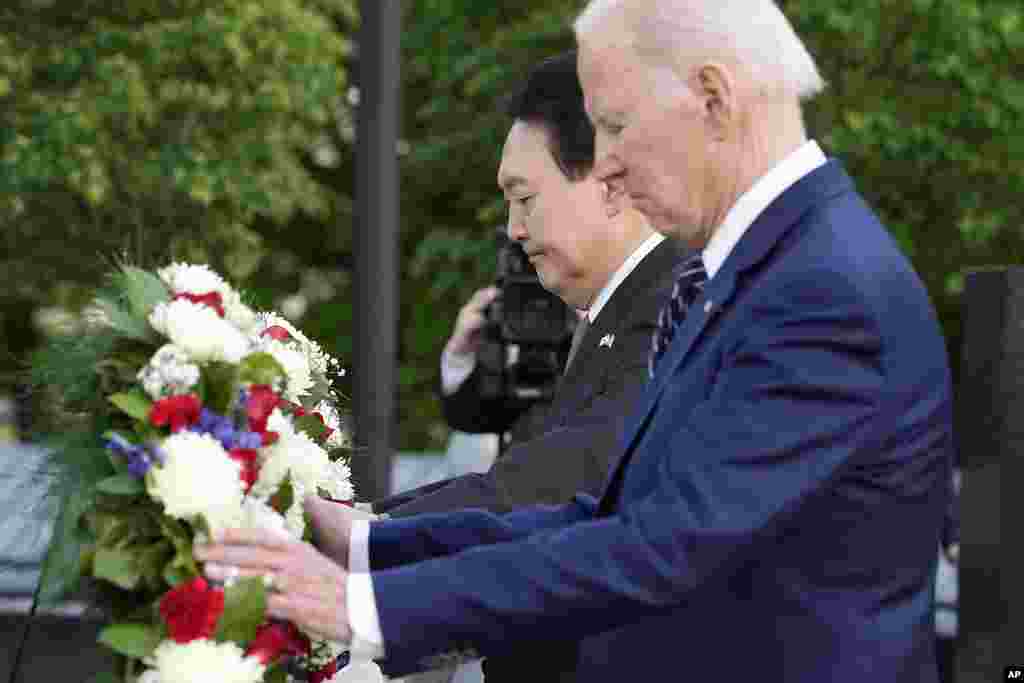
<box><xmin>306</xmin><ymin>494</ymin><xmax>374</xmax><ymax>521</ymax></box>
<box><xmin>267</xmin><ymin>594</ymin><xmax>349</xmax><ymax>642</ymax></box>
<box><xmin>474</xmin><ymin>286</ymin><xmax>500</xmax><ymax>304</ymax></box>
<box><xmin>196</xmin><ymin>544</ymin><xmax>284</xmax><ymax>571</ymax></box>
<box><xmin>204</xmin><ymin>563</ymin><xmax>278</xmax><ymax>586</ymax></box>
<box><xmin>218</xmin><ymin>527</ymin><xmax>293</xmax><ymax>549</ymax></box>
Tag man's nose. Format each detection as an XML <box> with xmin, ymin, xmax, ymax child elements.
<box><xmin>593</xmin><ymin>153</ymin><xmax>625</xmax><ymax>184</ymax></box>
<box><xmin>507</xmin><ymin>214</ymin><xmax>528</xmax><ymax>242</ymax></box>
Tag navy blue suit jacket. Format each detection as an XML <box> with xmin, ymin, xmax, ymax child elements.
<box><xmin>367</xmin><ymin>161</ymin><xmax>953</xmax><ymax>682</ymax></box>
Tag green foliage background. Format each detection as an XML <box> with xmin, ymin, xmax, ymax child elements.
<box><xmin>3</xmin><ymin>0</ymin><xmax>1022</xmax><ymax>451</ymax></box>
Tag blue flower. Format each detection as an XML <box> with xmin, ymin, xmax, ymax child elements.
<box><xmin>105</xmin><ymin>434</ymin><xmax>163</xmax><ymax>479</ymax></box>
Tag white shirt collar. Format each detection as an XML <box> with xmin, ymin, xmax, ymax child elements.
<box><xmin>701</xmin><ymin>140</ymin><xmax>827</xmax><ymax>279</ymax></box>
<box><xmin>587</xmin><ymin>232</ymin><xmax>666</xmax><ymax>323</ymax></box>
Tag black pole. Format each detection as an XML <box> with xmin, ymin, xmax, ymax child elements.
<box><xmin>351</xmin><ymin>0</ymin><xmax>400</xmax><ymax>500</ymax></box>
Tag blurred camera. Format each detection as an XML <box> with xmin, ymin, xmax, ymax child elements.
<box><xmin>477</xmin><ymin>229</ymin><xmax>576</xmax><ymax>403</ymax></box>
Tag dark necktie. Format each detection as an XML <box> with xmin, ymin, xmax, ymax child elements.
<box><xmin>648</xmin><ymin>254</ymin><xmax>707</xmax><ymax>378</ymax></box>
<box><xmin>564</xmin><ymin>313</ymin><xmax>591</xmax><ymax>375</ymax></box>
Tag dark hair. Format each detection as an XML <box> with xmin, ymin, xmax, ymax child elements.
<box><xmin>502</xmin><ymin>51</ymin><xmax>595</xmax><ymax>181</ymax></box>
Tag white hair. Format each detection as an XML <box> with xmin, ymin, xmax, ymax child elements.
<box><xmin>575</xmin><ymin>0</ymin><xmax>825</xmax><ymax>101</ymax></box>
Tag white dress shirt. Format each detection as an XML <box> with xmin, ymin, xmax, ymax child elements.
<box><xmin>440</xmin><ymin>232</ymin><xmax>666</xmax><ymax>395</ymax></box>
<box><xmin>346</xmin><ymin>140</ymin><xmax>828</xmax><ymax>658</ymax></box>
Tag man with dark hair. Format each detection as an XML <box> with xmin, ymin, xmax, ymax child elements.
<box><xmin>373</xmin><ymin>52</ymin><xmax>683</xmax><ymax>521</ymax></box>
<box><xmin>369</xmin><ymin>51</ymin><xmax>685</xmax><ymax>680</ymax></box>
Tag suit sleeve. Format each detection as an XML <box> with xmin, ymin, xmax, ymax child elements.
<box><xmin>440</xmin><ymin>368</ymin><xmax>538</xmax><ymax>434</ymax></box>
<box><xmin>371</xmin><ymin>477</ymin><xmax>457</xmax><ymax>514</ymax></box>
<box><xmin>386</xmin><ymin>299</ymin><xmax>662</xmax><ymax>518</ymax></box>
<box><xmin>368</xmin><ymin>494</ymin><xmax>598</xmax><ymax>571</ymax></box>
<box><xmin>370</xmin><ymin>273</ymin><xmax>909</xmax><ymax>661</ymax></box>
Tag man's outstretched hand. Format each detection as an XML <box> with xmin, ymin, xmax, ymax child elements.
<box><xmin>196</xmin><ymin>525</ymin><xmax>352</xmax><ymax>643</ymax></box>
<box><xmin>306</xmin><ymin>495</ymin><xmax>378</xmax><ymax>566</ymax></box>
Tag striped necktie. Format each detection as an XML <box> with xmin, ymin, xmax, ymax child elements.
<box><xmin>649</xmin><ymin>254</ymin><xmax>707</xmax><ymax>378</ymax></box>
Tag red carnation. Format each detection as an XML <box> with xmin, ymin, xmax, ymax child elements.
<box><xmin>228</xmin><ymin>448</ymin><xmax>260</xmax><ymax>492</ymax></box>
<box><xmin>261</xmin><ymin>325</ymin><xmax>292</xmax><ymax>341</ymax></box>
<box><xmin>246</xmin><ymin>621</ymin><xmax>310</xmax><ymax>665</ymax></box>
<box><xmin>149</xmin><ymin>394</ymin><xmax>202</xmax><ymax>432</ymax></box>
<box><xmin>246</xmin><ymin>384</ymin><xmax>280</xmax><ymax>433</ymax></box>
<box><xmin>310</xmin><ymin>660</ymin><xmax>339</xmax><ymax>683</ymax></box>
<box><xmin>173</xmin><ymin>291</ymin><xmax>226</xmax><ymax>317</ymax></box>
<box><xmin>158</xmin><ymin>577</ymin><xmax>225</xmax><ymax>643</ymax></box>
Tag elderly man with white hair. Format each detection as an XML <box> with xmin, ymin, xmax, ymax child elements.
<box><xmin>197</xmin><ymin>2</ymin><xmax>953</xmax><ymax>681</ymax></box>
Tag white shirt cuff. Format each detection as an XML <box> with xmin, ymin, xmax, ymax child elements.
<box><xmin>349</xmin><ymin>519</ymin><xmax>370</xmax><ymax>573</ymax></box>
<box><xmin>346</xmin><ymin>520</ymin><xmax>385</xmax><ymax>658</ymax></box>
<box><xmin>440</xmin><ymin>348</ymin><xmax>476</xmax><ymax>396</ymax></box>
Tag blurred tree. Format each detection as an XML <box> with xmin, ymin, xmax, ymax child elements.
<box><xmin>0</xmin><ymin>0</ymin><xmax>356</xmax><ymax>413</ymax></box>
<box><xmin>781</xmin><ymin>0</ymin><xmax>1024</xmax><ymax>390</ymax></box>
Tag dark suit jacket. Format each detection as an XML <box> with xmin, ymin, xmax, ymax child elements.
<box><xmin>373</xmin><ymin>238</ymin><xmax>686</xmax><ymax>518</ymax></box>
<box><xmin>366</xmin><ymin>160</ymin><xmax>953</xmax><ymax>682</ymax></box>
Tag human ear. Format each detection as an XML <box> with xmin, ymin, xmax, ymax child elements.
<box><xmin>695</xmin><ymin>62</ymin><xmax>737</xmax><ymax>140</ymax></box>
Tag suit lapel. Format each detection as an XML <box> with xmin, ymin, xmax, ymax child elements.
<box><xmin>560</xmin><ymin>240</ymin><xmax>685</xmax><ymax>391</ymax></box>
<box><xmin>603</xmin><ymin>161</ymin><xmax>854</xmax><ymax>504</ymax></box>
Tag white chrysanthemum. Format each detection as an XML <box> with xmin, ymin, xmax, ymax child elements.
<box><xmin>328</xmin><ymin>660</ymin><xmax>385</xmax><ymax>683</ymax></box>
<box><xmin>284</xmin><ymin>478</ymin><xmax>308</xmax><ymax>538</ymax></box>
<box><xmin>137</xmin><ymin>344</ymin><xmax>201</xmax><ymax>400</ymax></box>
<box><xmin>257</xmin><ymin>338</ymin><xmax>314</xmax><ymax>403</ymax></box>
<box><xmin>147</xmin><ymin>639</ymin><xmax>266</xmax><ymax>683</ymax></box>
<box><xmin>137</xmin><ymin>670</ymin><xmax>161</xmax><ymax>683</ymax></box>
<box><xmin>253</xmin><ymin>427</ymin><xmax>330</xmax><ymax>536</ymax></box>
<box><xmin>148</xmin><ymin>432</ymin><xmax>245</xmax><ymax>536</ymax></box>
<box><xmin>313</xmin><ymin>401</ymin><xmax>352</xmax><ymax>450</ymax></box>
<box><xmin>249</xmin><ymin>411</ymin><xmax>293</xmax><ymax>498</ymax></box>
<box><xmin>322</xmin><ymin>459</ymin><xmax>354</xmax><ymax>502</ymax></box>
<box><xmin>149</xmin><ymin>299</ymin><xmax>251</xmax><ymax>364</ymax></box>
<box><xmin>158</xmin><ymin>263</ymin><xmax>229</xmax><ymax>296</ymax></box>
<box><xmin>239</xmin><ymin>497</ymin><xmax>293</xmax><ymax>540</ymax></box>
<box><xmin>284</xmin><ymin>432</ymin><xmax>331</xmax><ymax>494</ymax></box>
<box><xmin>257</xmin><ymin>311</ymin><xmax>337</xmax><ymax>376</ymax></box>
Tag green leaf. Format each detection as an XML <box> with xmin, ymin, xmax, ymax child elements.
<box><xmin>113</xmin><ymin>265</ymin><xmax>171</xmax><ymax>319</ymax></box>
<box><xmin>302</xmin><ymin>510</ymin><xmax>313</xmax><ymax>542</ymax></box>
<box><xmin>136</xmin><ymin>539</ymin><xmax>174</xmax><ymax>591</ymax></box>
<box><xmin>215</xmin><ymin>576</ymin><xmax>267</xmax><ymax>644</ymax></box>
<box><xmin>93</xmin><ymin>547</ymin><xmax>142</xmax><ymax>590</ymax></box>
<box><xmin>98</xmin><ymin>622</ymin><xmax>162</xmax><ymax>659</ymax></box>
<box><xmin>237</xmin><ymin>352</ymin><xmax>287</xmax><ymax>386</ymax></box>
<box><xmin>96</xmin><ymin>474</ymin><xmax>145</xmax><ymax>496</ymax></box>
<box><xmin>269</xmin><ymin>475</ymin><xmax>294</xmax><ymax>515</ymax></box>
<box><xmin>89</xmin><ymin>504</ymin><xmax>162</xmax><ymax>549</ymax></box>
<box><xmin>264</xmin><ymin>666</ymin><xmax>289</xmax><ymax>683</ymax></box>
<box><xmin>89</xmin><ymin>672</ymin><xmax>120</xmax><ymax>683</ymax></box>
<box><xmin>294</xmin><ymin>413</ymin><xmax>327</xmax><ymax>440</ymax></box>
<box><xmin>109</xmin><ymin>392</ymin><xmax>153</xmax><ymax>422</ymax></box>
<box><xmin>158</xmin><ymin>516</ymin><xmax>198</xmax><ymax>586</ymax></box>
<box><xmin>201</xmin><ymin>361</ymin><xmax>239</xmax><ymax>414</ymax></box>
<box><xmin>37</xmin><ymin>492</ymin><xmax>93</xmax><ymax>605</ymax></box>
